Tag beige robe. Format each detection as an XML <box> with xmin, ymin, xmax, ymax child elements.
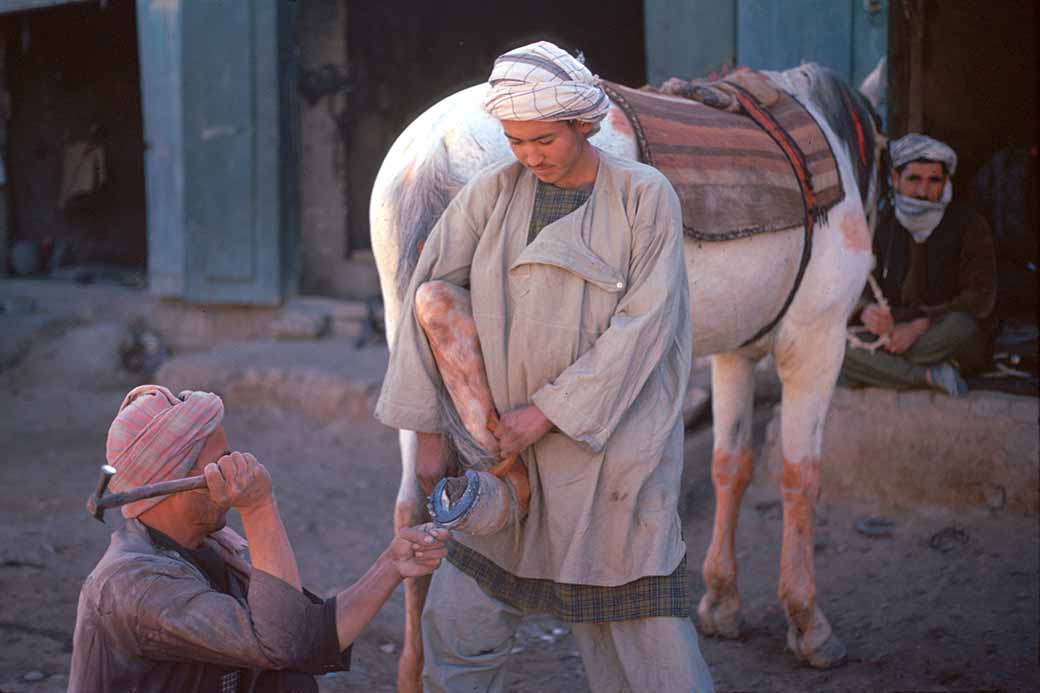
<box><xmin>375</xmin><ymin>150</ymin><xmax>692</xmax><ymax>586</ymax></box>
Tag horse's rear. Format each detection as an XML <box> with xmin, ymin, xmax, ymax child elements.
<box><xmin>370</xmin><ymin>65</ymin><xmax>884</xmax><ymax>688</ymax></box>
<box><xmin>694</xmin><ymin>66</ymin><xmax>883</xmax><ymax>667</ymax></box>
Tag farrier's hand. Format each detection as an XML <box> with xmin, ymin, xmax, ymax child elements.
<box><xmin>861</xmin><ymin>302</ymin><xmax>894</xmax><ymax>336</ymax></box>
<box><xmin>387</xmin><ymin>524</ymin><xmax>450</xmax><ymax>579</ymax></box>
<box><xmin>492</xmin><ymin>405</ymin><xmax>553</xmax><ymax>460</ymax></box>
<box><xmin>204</xmin><ymin>452</ymin><xmax>274</xmax><ymax>514</ymax></box>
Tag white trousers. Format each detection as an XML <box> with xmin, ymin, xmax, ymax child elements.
<box><xmin>422</xmin><ymin>560</ymin><xmax>715</xmax><ymax>693</ymax></box>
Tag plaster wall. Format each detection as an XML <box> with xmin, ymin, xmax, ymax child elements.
<box><xmin>296</xmin><ymin>0</ymin><xmax>378</xmax><ymax>299</ymax></box>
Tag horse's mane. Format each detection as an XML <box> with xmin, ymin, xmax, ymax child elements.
<box><xmin>788</xmin><ymin>63</ymin><xmax>886</xmax><ymax>209</ymax></box>
<box><xmin>392</xmin><ymin>142</ymin><xmax>466</xmax><ymax>300</ymax></box>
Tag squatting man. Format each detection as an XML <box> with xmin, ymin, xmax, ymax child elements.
<box><xmin>69</xmin><ymin>384</ymin><xmax>449</xmax><ymax>692</ymax></box>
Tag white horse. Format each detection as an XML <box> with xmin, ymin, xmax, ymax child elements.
<box><xmin>370</xmin><ymin>63</ymin><xmax>885</xmax><ymax>690</ymax></box>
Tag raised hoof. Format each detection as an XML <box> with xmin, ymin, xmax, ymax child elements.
<box><xmin>786</xmin><ymin>626</ymin><xmax>847</xmax><ymax>669</ymax></box>
<box><xmin>697</xmin><ymin>594</ymin><xmax>742</xmax><ymax>639</ymax></box>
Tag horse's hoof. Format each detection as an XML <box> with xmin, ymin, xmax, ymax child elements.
<box><xmin>697</xmin><ymin>594</ymin><xmax>742</xmax><ymax>639</ymax></box>
<box><xmin>786</xmin><ymin>625</ymin><xmax>847</xmax><ymax>669</ymax></box>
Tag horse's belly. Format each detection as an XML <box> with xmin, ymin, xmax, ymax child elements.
<box><xmin>685</xmin><ymin>229</ymin><xmax>804</xmax><ymax>356</ymax></box>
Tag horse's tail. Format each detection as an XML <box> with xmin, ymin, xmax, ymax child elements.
<box><xmin>390</xmin><ymin>143</ymin><xmax>466</xmax><ymax>301</ymax></box>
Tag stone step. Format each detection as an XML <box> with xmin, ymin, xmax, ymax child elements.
<box><xmin>156</xmin><ymin>340</ymin><xmax>388</xmax><ymax>423</ymax></box>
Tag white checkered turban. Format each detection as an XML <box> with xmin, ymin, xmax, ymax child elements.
<box><xmin>482</xmin><ymin>41</ymin><xmax>610</xmax><ymax>123</ymax></box>
<box><xmin>890</xmin><ymin>134</ymin><xmax>957</xmax><ymax>176</ymax></box>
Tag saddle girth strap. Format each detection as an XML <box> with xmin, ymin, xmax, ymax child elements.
<box><xmin>722</xmin><ymin>81</ymin><xmax>818</xmax><ymax>348</ymax></box>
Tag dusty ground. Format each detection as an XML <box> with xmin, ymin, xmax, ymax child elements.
<box><xmin>0</xmin><ymin>322</ymin><xmax>1038</xmax><ymax>692</ymax></box>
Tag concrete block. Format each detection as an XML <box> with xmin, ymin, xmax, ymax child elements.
<box><xmin>932</xmin><ymin>393</ymin><xmax>972</xmax><ymax>415</ymax></box>
<box><xmin>761</xmin><ymin>386</ymin><xmax>1039</xmax><ymax>514</ymax></box>
<box><xmin>268</xmin><ymin>312</ymin><xmax>330</xmax><ymax>340</ymax></box>
<box><xmin>862</xmin><ymin>387</ymin><xmax>898</xmax><ymax>410</ymax></box>
<box><xmin>288</xmin><ymin>296</ymin><xmax>370</xmax><ymax>321</ymax></box>
<box><xmin>971</xmin><ymin>394</ymin><xmax>1012</xmax><ymax>418</ymax></box>
<box><xmin>1010</xmin><ymin>398</ymin><xmax>1039</xmax><ymax>424</ymax></box>
<box><xmin>156</xmin><ymin>340</ymin><xmax>389</xmax><ymax>425</ymax></box>
<box><xmin>897</xmin><ymin>389</ymin><xmax>935</xmax><ymax>410</ymax></box>
<box><xmin>830</xmin><ymin>386</ymin><xmax>860</xmax><ymax>410</ymax></box>
<box><xmin>1006</xmin><ymin>422</ymin><xmax>1040</xmax><ymax>464</ymax></box>
<box><xmin>331</xmin><ymin>318</ymin><xmax>366</xmax><ymax>340</ymax></box>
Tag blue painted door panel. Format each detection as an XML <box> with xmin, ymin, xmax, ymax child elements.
<box><xmin>738</xmin><ymin>0</ymin><xmax>854</xmax><ymax>77</ymax></box>
<box><xmin>137</xmin><ymin>0</ymin><xmax>296</xmax><ymax>305</ymax></box>
<box><xmin>737</xmin><ymin>0</ymin><xmax>887</xmax><ymax>95</ymax></box>
<box><xmin>644</xmin><ymin>0</ymin><xmax>885</xmax><ymax>116</ymax></box>
<box><xmin>136</xmin><ymin>0</ymin><xmax>185</xmax><ymax>297</ymax></box>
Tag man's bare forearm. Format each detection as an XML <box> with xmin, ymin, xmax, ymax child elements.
<box><xmin>334</xmin><ymin>550</ymin><xmax>402</xmax><ymax>649</ymax></box>
<box><xmin>240</xmin><ymin>497</ymin><xmax>302</xmax><ymax>591</ymax></box>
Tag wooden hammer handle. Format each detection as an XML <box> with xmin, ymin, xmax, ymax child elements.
<box><xmin>99</xmin><ymin>474</ymin><xmax>209</xmax><ymax>510</ymax></box>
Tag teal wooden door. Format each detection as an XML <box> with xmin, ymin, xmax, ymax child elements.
<box><xmin>645</xmin><ymin>0</ymin><xmax>886</xmax><ymax>115</ymax></box>
<box><xmin>738</xmin><ymin>0</ymin><xmax>887</xmax><ymax>104</ymax></box>
<box><xmin>137</xmin><ymin>0</ymin><xmax>297</xmax><ymax>305</ymax></box>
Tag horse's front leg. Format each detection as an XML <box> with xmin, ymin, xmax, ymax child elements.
<box><xmin>699</xmin><ymin>353</ymin><xmax>756</xmax><ymax>638</ymax></box>
<box><xmin>394</xmin><ymin>429</ymin><xmax>435</xmax><ymax>693</ymax></box>
<box><xmin>774</xmin><ymin>326</ymin><xmax>848</xmax><ymax>668</ymax></box>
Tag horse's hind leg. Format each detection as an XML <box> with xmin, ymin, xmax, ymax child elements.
<box><xmin>414</xmin><ymin>280</ymin><xmax>530</xmax><ymax>503</ymax></box>
<box><xmin>414</xmin><ymin>281</ymin><xmax>501</xmax><ymax>453</ymax></box>
<box><xmin>699</xmin><ymin>352</ymin><xmax>756</xmax><ymax>639</ymax></box>
<box><xmin>774</xmin><ymin>325</ymin><xmax>848</xmax><ymax>668</ymax></box>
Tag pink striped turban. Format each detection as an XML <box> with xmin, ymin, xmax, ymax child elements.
<box><xmin>106</xmin><ymin>385</ymin><xmax>224</xmax><ymax>519</ymax></box>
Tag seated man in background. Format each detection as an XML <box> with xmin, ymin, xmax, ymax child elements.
<box><xmin>69</xmin><ymin>384</ymin><xmax>448</xmax><ymax>693</ymax></box>
<box><xmin>842</xmin><ymin>134</ymin><xmax>997</xmax><ymax>396</ymax></box>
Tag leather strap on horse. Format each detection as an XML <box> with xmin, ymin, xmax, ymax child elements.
<box><xmin>601</xmin><ymin>82</ymin><xmax>655</xmax><ymax>166</ymax></box>
<box><xmin>722</xmin><ymin>81</ymin><xmax>819</xmax><ymax>347</ymax></box>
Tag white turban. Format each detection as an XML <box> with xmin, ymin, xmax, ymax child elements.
<box><xmin>482</xmin><ymin>41</ymin><xmax>611</xmax><ymax>123</ymax></box>
<box><xmin>890</xmin><ymin>133</ymin><xmax>957</xmax><ymax>176</ymax></box>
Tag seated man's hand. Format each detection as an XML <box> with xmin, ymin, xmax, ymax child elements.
<box><xmin>204</xmin><ymin>451</ymin><xmax>273</xmax><ymax>513</ymax></box>
<box><xmin>884</xmin><ymin>317</ymin><xmax>930</xmax><ymax>354</ymax></box>
<box><xmin>492</xmin><ymin>404</ymin><xmax>553</xmax><ymax>459</ymax></box>
<box><xmin>861</xmin><ymin>302</ymin><xmax>894</xmax><ymax>336</ymax></box>
<box><xmin>388</xmin><ymin>524</ymin><xmax>450</xmax><ymax>579</ymax></box>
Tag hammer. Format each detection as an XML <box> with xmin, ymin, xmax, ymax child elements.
<box><xmin>87</xmin><ymin>465</ymin><xmax>208</xmax><ymax>522</ymax></box>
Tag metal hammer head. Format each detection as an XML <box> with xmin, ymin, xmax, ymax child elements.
<box><xmin>87</xmin><ymin>465</ymin><xmax>117</xmax><ymax>523</ymax></box>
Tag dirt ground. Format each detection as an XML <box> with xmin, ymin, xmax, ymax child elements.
<box><xmin>0</xmin><ymin>337</ymin><xmax>1038</xmax><ymax>692</ymax></box>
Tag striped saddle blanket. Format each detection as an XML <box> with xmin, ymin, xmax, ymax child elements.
<box><xmin>602</xmin><ymin>70</ymin><xmax>844</xmax><ymax>241</ymax></box>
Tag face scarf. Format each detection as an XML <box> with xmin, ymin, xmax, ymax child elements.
<box><xmin>894</xmin><ymin>179</ymin><xmax>953</xmax><ymax>244</ymax></box>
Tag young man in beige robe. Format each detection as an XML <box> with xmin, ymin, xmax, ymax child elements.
<box><xmin>375</xmin><ymin>41</ymin><xmax>714</xmax><ymax>692</ymax></box>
